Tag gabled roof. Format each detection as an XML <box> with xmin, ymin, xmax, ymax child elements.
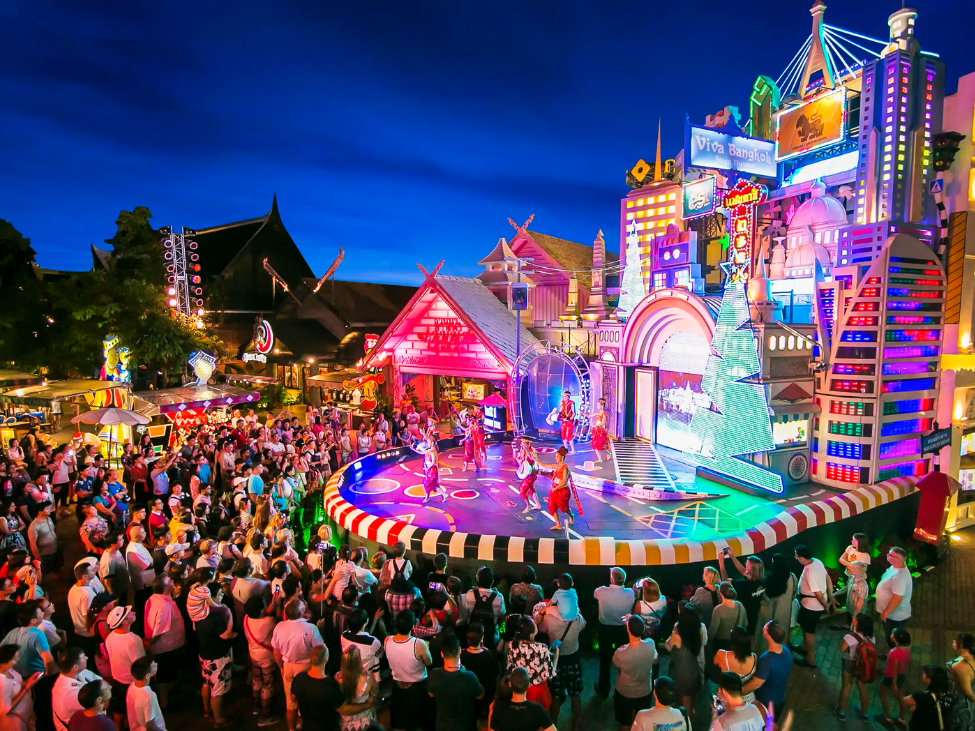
<box><xmin>435</xmin><ymin>275</ymin><xmax>538</xmax><ymax>366</ymax></box>
<box><xmin>91</xmin><ymin>244</ymin><xmax>112</xmax><ymax>271</ymax></box>
<box><xmin>510</xmin><ymin>230</ymin><xmax>618</xmax><ymax>291</ymax></box>
<box><xmin>297</xmin><ymin>278</ymin><xmax>418</xmax><ymax>326</ymax></box>
<box><xmin>362</xmin><ymin>270</ymin><xmax>537</xmax><ymax>373</ymax></box>
<box><xmin>193</xmin><ymin>216</ymin><xmax>268</xmax><ymax>280</ymax></box>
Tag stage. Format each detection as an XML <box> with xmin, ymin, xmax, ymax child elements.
<box><xmin>323</xmin><ymin>439</ymin><xmax>921</xmax><ymax>567</ymax></box>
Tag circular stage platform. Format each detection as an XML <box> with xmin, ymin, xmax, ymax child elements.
<box><xmin>324</xmin><ymin>442</ymin><xmax>919</xmax><ymax>568</ymax></box>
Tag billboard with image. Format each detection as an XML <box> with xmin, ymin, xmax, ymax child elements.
<box><xmin>775</xmin><ymin>88</ymin><xmax>847</xmax><ymax>161</ymax></box>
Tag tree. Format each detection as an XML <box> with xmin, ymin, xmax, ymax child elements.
<box><xmin>688</xmin><ymin>270</ymin><xmax>783</xmax><ymax>493</ymax></box>
<box><xmin>58</xmin><ymin>207</ymin><xmax>226</xmax><ymax>384</ymax></box>
<box><xmin>616</xmin><ymin>219</ymin><xmax>645</xmax><ymax>320</ymax></box>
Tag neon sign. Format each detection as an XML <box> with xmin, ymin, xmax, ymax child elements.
<box><xmin>722</xmin><ymin>179</ymin><xmax>768</xmax><ymax>284</ymax></box>
<box><xmin>775</xmin><ymin>88</ymin><xmax>847</xmax><ymax>161</ymax></box>
<box><xmin>253</xmin><ymin>319</ymin><xmax>274</xmax><ymax>355</ymax></box>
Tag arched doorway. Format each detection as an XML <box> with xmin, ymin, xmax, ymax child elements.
<box><xmin>620</xmin><ymin>290</ymin><xmax>716</xmax><ymax>450</ymax></box>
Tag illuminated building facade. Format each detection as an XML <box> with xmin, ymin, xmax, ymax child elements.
<box><xmin>853</xmin><ymin>7</ymin><xmax>945</xmax><ymax>226</ymax></box>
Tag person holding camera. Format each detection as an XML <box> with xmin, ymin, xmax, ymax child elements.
<box><xmin>709</xmin><ymin>671</ymin><xmax>767</xmax><ymax>730</ymax></box>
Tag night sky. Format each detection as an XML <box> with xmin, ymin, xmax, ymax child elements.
<box><xmin>2</xmin><ymin>1</ymin><xmax>971</xmax><ymax>285</ymax></box>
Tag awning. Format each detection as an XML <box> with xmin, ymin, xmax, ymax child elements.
<box><xmin>0</xmin><ymin>370</ymin><xmax>42</xmax><ymax>389</ymax></box>
<box><xmin>307</xmin><ymin>369</ymin><xmax>359</xmax><ymax>385</ymax></box>
<box><xmin>133</xmin><ymin>384</ymin><xmax>260</xmax><ymax>416</ymax></box>
<box><xmin>220</xmin><ymin>374</ymin><xmax>279</xmax><ymax>386</ymax></box>
<box><xmin>771</xmin><ymin>403</ymin><xmax>820</xmax><ymax>417</ymax></box>
<box><xmin>0</xmin><ymin>380</ymin><xmax>129</xmax><ymax>407</ymax></box>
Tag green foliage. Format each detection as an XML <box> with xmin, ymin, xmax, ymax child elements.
<box><xmin>1</xmin><ymin>209</ymin><xmax>227</xmax><ymax>382</ymax></box>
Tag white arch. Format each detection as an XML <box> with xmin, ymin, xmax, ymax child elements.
<box><xmin>622</xmin><ymin>289</ymin><xmax>716</xmax><ymax>366</ymax></box>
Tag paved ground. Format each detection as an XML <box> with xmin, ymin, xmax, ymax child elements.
<box><xmin>345</xmin><ymin>441</ymin><xmax>844</xmax><ymax>543</ymax></box>
<box><xmin>46</xmin><ymin>500</ymin><xmax>973</xmax><ymax>731</ymax></box>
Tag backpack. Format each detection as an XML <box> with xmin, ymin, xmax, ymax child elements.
<box><xmin>470</xmin><ymin>589</ymin><xmax>498</xmax><ymax>639</ymax></box>
<box><xmin>851</xmin><ymin>632</ymin><xmax>878</xmax><ymax>683</ymax></box>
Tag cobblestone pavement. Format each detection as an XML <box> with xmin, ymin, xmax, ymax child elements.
<box><xmin>48</xmin><ymin>510</ymin><xmax>974</xmax><ymax>730</ymax></box>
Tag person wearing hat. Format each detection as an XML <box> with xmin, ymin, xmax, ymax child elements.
<box><xmin>104</xmin><ymin>605</ymin><xmax>145</xmax><ymax>731</ymax></box>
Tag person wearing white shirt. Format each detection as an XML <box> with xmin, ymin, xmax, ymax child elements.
<box><xmin>271</xmin><ymin>599</ymin><xmax>323</xmax><ymax>731</ymax></box>
<box><xmin>67</xmin><ymin>563</ymin><xmax>100</xmax><ymax>662</ymax></box>
<box><xmin>593</xmin><ymin>567</ymin><xmax>636</xmax><ymax>697</ymax></box>
<box><xmin>710</xmin><ymin>671</ymin><xmax>766</xmax><ymax>730</ymax></box>
<box><xmin>104</xmin><ymin>606</ymin><xmax>146</xmax><ymax>729</ymax></box>
<box><xmin>875</xmin><ymin>546</ymin><xmax>913</xmax><ymax>649</ymax></box>
<box><xmin>340</xmin><ymin>609</ymin><xmax>384</xmax><ymax>682</ymax></box>
<box><xmin>52</xmin><ymin>648</ymin><xmax>101</xmax><ymax>731</ymax></box>
<box><xmin>126</xmin><ymin>656</ymin><xmax>165</xmax><ymax>731</ymax></box>
<box><xmin>794</xmin><ymin>545</ymin><xmax>833</xmax><ymax>669</ymax></box>
<box><xmin>125</xmin><ymin>526</ymin><xmax>156</xmax><ymax>609</ymax></box>
<box><xmin>632</xmin><ymin>676</ymin><xmax>690</xmax><ymax>731</ymax></box>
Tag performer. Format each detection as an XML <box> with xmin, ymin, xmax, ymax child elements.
<box><xmin>422</xmin><ymin>438</ymin><xmax>446</xmax><ymax>503</ymax></box>
<box><xmin>423</xmin><ymin>413</ymin><xmax>440</xmax><ymax>445</ymax></box>
<box><xmin>590</xmin><ymin>397</ymin><xmax>611</xmax><ymax>463</ymax></box>
<box><xmin>461</xmin><ymin>414</ymin><xmax>483</xmax><ymax>472</ymax></box>
<box><xmin>514</xmin><ymin>438</ymin><xmax>542</xmax><ymax>513</ymax></box>
<box><xmin>557</xmin><ymin>390</ymin><xmax>577</xmax><ymax>455</ymax></box>
<box><xmin>539</xmin><ymin>447</ymin><xmax>583</xmax><ymax>532</ymax></box>
<box><xmin>471</xmin><ymin>406</ymin><xmax>487</xmax><ymax>465</ymax></box>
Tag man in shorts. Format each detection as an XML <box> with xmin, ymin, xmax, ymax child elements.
<box><xmin>538</xmin><ymin>601</ymin><xmax>586</xmax><ymax>731</ymax></box>
<box><xmin>195</xmin><ymin>582</ymin><xmax>236</xmax><ymax>725</ymax></box>
<box><xmin>795</xmin><ymin>545</ymin><xmax>833</xmax><ymax>669</ymax></box>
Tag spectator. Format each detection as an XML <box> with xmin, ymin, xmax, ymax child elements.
<box><xmin>549</xmin><ymin>574</ymin><xmax>579</xmax><ymax>622</ymax></box>
<box><xmin>836</xmin><ymin>534</ymin><xmax>871</xmax><ymax>627</ymax></box>
<box><xmin>632</xmin><ymin>677</ymin><xmax>691</xmax><ymax>731</ymax></box>
<box><xmin>67</xmin><ymin>564</ymin><xmax>100</xmax><ymax>663</ymax></box>
<box><xmin>755</xmin><ymin>554</ymin><xmax>796</xmax><ymax>655</ymax></box>
<box><xmin>422</xmin><ymin>552</ymin><xmax>449</xmax><ymax>598</ymax></box>
<box><xmin>67</xmin><ymin>680</ymin><xmax>115</xmax><ymax>731</ymax></box>
<box><xmin>52</xmin><ymin>648</ymin><xmax>102</xmax><ymax>731</ymax></box>
<box><xmin>612</xmin><ymin>615</ymin><xmax>657</xmax><ymax>731</ymax></box>
<box><xmin>879</xmin><ymin>628</ymin><xmax>911</xmax><ymax>725</ymax></box>
<box><xmin>743</xmin><ymin>620</ymin><xmax>792</xmax><ymax>723</ymax></box>
<box><xmin>465</xmin><ymin>568</ymin><xmax>505</xmax><ymax>648</ymax></box>
<box><xmin>461</xmin><ymin>623</ymin><xmax>501</xmax><ymax>724</ymax></box>
<box><xmin>27</xmin><ymin>501</ymin><xmax>58</xmax><ymax>575</ymax></box>
<box><xmin>383</xmin><ymin>610</ymin><xmax>433</xmax><ymax>731</ymax></box>
<box><xmin>876</xmin><ymin>547</ymin><xmax>913</xmax><ymax>649</ymax></box>
<box><xmin>0</xmin><ymin>644</ymin><xmax>43</xmax><ymax>731</ymax></box>
<box><xmin>126</xmin><ymin>656</ymin><xmax>165</xmax><ymax>731</ymax></box>
<box><xmin>708</xmin><ymin>583</ymin><xmax>746</xmax><ymax>654</ymax></box>
<box><xmin>335</xmin><ymin>645</ymin><xmax>378</xmax><ymax>730</ymax></box>
<box><xmin>710</xmin><ymin>672</ymin><xmax>766</xmax><ymax>730</ymax></box>
<box><xmin>378</xmin><ymin>543</ymin><xmax>412</xmax><ymax>593</ymax></box>
<box><xmin>509</xmin><ymin>566</ymin><xmax>544</xmax><ymax>616</ymax></box>
<box><xmin>666</xmin><ymin>601</ymin><xmax>707</xmax><ymax>719</ymax></box>
<box><xmin>794</xmin><ymin>544</ymin><xmax>832</xmax><ymax>669</ymax></box>
<box><xmin>143</xmin><ymin>576</ymin><xmax>185</xmax><ymax>709</ymax></box>
<box><xmin>125</xmin><ymin>525</ymin><xmax>155</xmax><ymax>613</ymax></box>
<box><xmin>195</xmin><ymin>582</ymin><xmax>236</xmax><ymax>726</ymax></box>
<box><xmin>272</xmin><ymin>598</ymin><xmax>324</xmax><ymax>731</ymax></box>
<box><xmin>340</xmin><ymin>609</ymin><xmax>383</xmax><ymax>683</ymax></box>
<box><xmin>834</xmin><ymin>612</ymin><xmax>877</xmax><ymax>721</ymax></box>
<box><xmin>2</xmin><ymin>600</ymin><xmax>56</xmax><ymax>719</ymax></box>
<box><xmin>505</xmin><ymin>616</ymin><xmax>555</xmax><ymax>710</ymax></box>
<box><xmin>428</xmin><ymin>633</ymin><xmax>483</xmax><ymax>731</ymax></box>
<box><xmin>536</xmin><ymin>600</ymin><xmax>585</xmax><ymax>731</ymax></box>
<box><xmin>488</xmin><ymin>667</ymin><xmax>556</xmax><ymax>731</ymax></box>
<box><xmin>593</xmin><ymin>567</ymin><xmax>635</xmax><ymax>698</ymax></box>
<box><xmin>690</xmin><ymin>567</ymin><xmax>721</xmax><ymax>630</ymax></box>
<box><xmin>98</xmin><ymin>534</ymin><xmax>128</xmax><ymax>599</ymax></box>
<box><xmin>243</xmin><ymin>595</ymin><xmax>278</xmax><ymax>727</ymax></box>
<box><xmin>718</xmin><ymin>547</ymin><xmax>765</xmax><ymax>634</ymax></box>
<box><xmin>902</xmin><ymin>664</ymin><xmax>952</xmax><ymax>731</ymax></box>
<box><xmin>633</xmin><ymin>578</ymin><xmax>667</xmax><ymax>641</ymax></box>
<box><xmin>946</xmin><ymin>632</ymin><xmax>975</xmax><ymax>730</ymax></box>
<box><xmin>350</xmin><ymin>548</ymin><xmax>377</xmax><ymax>595</ymax></box>
<box><xmin>288</xmin><ymin>645</ymin><xmax>348</xmax><ymax>731</ymax></box>
<box><xmin>104</xmin><ymin>606</ymin><xmax>145</xmax><ymax>730</ymax></box>
<box><xmin>713</xmin><ymin>626</ymin><xmax>757</xmax><ymax>704</ymax></box>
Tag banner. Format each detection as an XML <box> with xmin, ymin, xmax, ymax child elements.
<box><xmin>686</xmin><ymin>124</ymin><xmax>776</xmax><ymax>178</ymax></box>
<box><xmin>775</xmin><ymin>88</ymin><xmax>847</xmax><ymax>161</ymax></box>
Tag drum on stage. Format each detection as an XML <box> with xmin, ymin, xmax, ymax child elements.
<box><xmin>516</xmin><ymin>460</ymin><xmax>536</xmax><ymax>480</ymax></box>
<box><xmin>545</xmin><ymin>408</ymin><xmax>559</xmax><ymax>426</ymax></box>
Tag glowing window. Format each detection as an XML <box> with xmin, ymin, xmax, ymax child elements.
<box><xmin>768</xmin><ymin>336</ymin><xmax>777</xmax><ymax>351</ymax></box>
<box><xmin>778</xmin><ymin>336</ymin><xmax>786</xmax><ymax>350</ymax></box>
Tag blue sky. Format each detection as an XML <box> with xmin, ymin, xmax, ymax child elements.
<box><xmin>1</xmin><ymin>1</ymin><xmax>971</xmax><ymax>285</ymax></box>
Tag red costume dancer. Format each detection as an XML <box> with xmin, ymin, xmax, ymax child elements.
<box><xmin>461</xmin><ymin>417</ymin><xmax>483</xmax><ymax>472</ymax></box>
<box><xmin>472</xmin><ymin>408</ymin><xmax>487</xmax><ymax>464</ymax></box>
<box><xmin>516</xmin><ymin>439</ymin><xmax>541</xmax><ymax>512</ymax></box>
<box><xmin>591</xmin><ymin>397</ymin><xmax>611</xmax><ymax>462</ymax></box>
<box><xmin>558</xmin><ymin>392</ymin><xmax>576</xmax><ymax>454</ymax></box>
<box><xmin>543</xmin><ymin>447</ymin><xmax>583</xmax><ymax>531</ymax></box>
<box><xmin>422</xmin><ymin>443</ymin><xmax>445</xmax><ymax>503</ymax></box>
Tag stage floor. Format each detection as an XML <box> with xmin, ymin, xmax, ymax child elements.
<box><xmin>336</xmin><ymin>440</ymin><xmax>848</xmax><ymax>542</ymax></box>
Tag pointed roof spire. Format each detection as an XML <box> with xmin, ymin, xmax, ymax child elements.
<box><xmin>799</xmin><ymin>1</ymin><xmax>835</xmax><ymax>95</ymax></box>
<box><xmin>654</xmin><ymin>119</ymin><xmax>662</xmax><ymax>182</ymax></box>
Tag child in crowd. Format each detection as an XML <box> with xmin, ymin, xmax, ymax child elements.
<box><xmin>879</xmin><ymin>628</ymin><xmax>912</xmax><ymax>725</ymax></box>
<box><xmin>549</xmin><ymin>573</ymin><xmax>579</xmax><ymax>622</ymax></box>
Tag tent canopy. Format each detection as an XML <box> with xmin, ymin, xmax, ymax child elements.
<box><xmin>133</xmin><ymin>383</ymin><xmax>260</xmax><ymax>416</ymax></box>
<box><xmin>0</xmin><ymin>380</ymin><xmax>128</xmax><ymax>407</ymax></box>
<box><xmin>0</xmin><ymin>370</ymin><xmax>42</xmax><ymax>389</ymax></box>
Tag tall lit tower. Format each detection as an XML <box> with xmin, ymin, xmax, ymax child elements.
<box><xmin>853</xmin><ymin>7</ymin><xmax>945</xmax><ymax>226</ymax></box>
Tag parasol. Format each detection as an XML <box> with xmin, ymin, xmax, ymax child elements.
<box><xmin>72</xmin><ymin>407</ymin><xmax>150</xmax><ymax>465</ymax></box>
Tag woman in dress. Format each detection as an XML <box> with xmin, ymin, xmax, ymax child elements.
<box><xmin>461</xmin><ymin>415</ymin><xmax>483</xmax><ymax>472</ymax></box>
<box><xmin>947</xmin><ymin>633</ymin><xmax>975</xmax><ymax>731</ymax></box>
<box><xmin>666</xmin><ymin>600</ymin><xmax>707</xmax><ymax>722</ymax></box>
<box><xmin>0</xmin><ymin>501</ymin><xmax>27</xmax><ymax>553</ymax></box>
<box><xmin>337</xmin><ymin>645</ymin><xmax>378</xmax><ymax>730</ymax></box>
<box><xmin>713</xmin><ymin>626</ymin><xmax>758</xmax><ymax>704</ymax></box>
<box><xmin>0</xmin><ymin>646</ymin><xmax>42</xmax><ymax>731</ymax></box>
<box><xmin>590</xmin><ymin>397</ymin><xmax>611</xmax><ymax>462</ymax></box>
<box><xmin>756</xmin><ymin>553</ymin><xmax>797</xmax><ymax>655</ymax></box>
<box><xmin>515</xmin><ymin>439</ymin><xmax>541</xmax><ymax>513</ymax></box>
<box><xmin>538</xmin><ymin>448</ymin><xmax>583</xmax><ymax>533</ymax></box>
<box><xmin>421</xmin><ymin>439</ymin><xmax>446</xmax><ymax>504</ymax></box>
<box><xmin>838</xmin><ymin>533</ymin><xmax>871</xmax><ymax>625</ymax></box>
<box><xmin>505</xmin><ymin>617</ymin><xmax>555</xmax><ymax>710</ymax></box>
